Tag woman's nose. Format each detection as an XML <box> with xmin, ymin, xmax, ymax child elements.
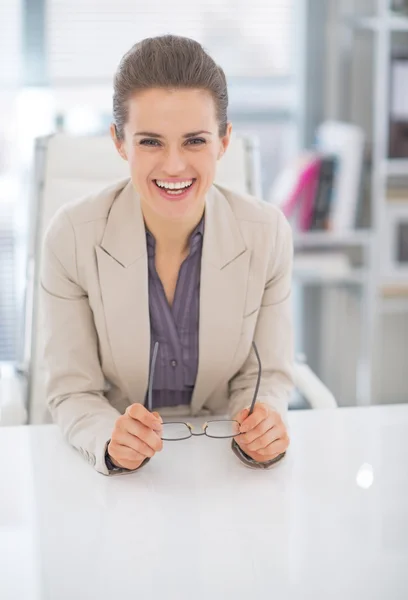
<box><xmin>161</xmin><ymin>148</ymin><xmax>187</xmax><ymax>175</ymax></box>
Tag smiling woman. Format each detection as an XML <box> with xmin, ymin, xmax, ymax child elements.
<box><xmin>40</xmin><ymin>34</ymin><xmax>294</xmax><ymax>476</ymax></box>
<box><xmin>110</xmin><ymin>36</ymin><xmax>232</xmax><ymax>234</ymax></box>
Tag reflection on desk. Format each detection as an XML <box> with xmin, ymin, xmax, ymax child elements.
<box><xmin>1</xmin><ymin>405</ymin><xmax>408</xmax><ymax>600</ymax></box>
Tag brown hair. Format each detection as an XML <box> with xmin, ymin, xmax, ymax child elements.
<box><xmin>112</xmin><ymin>35</ymin><xmax>228</xmax><ymax>141</ymax></box>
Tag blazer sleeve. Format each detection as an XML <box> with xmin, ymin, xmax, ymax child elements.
<box><xmin>227</xmin><ymin>209</ymin><xmax>294</xmax><ymax>468</ymax></box>
<box><xmin>40</xmin><ymin>208</ymin><xmax>144</xmax><ymax>476</ymax></box>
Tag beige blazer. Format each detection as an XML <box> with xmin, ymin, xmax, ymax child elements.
<box><xmin>40</xmin><ymin>178</ymin><xmax>294</xmax><ymax>475</ymax></box>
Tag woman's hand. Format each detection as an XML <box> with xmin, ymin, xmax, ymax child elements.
<box><xmin>107</xmin><ymin>404</ymin><xmax>163</xmax><ymax>470</ymax></box>
<box><xmin>233</xmin><ymin>402</ymin><xmax>290</xmax><ymax>463</ymax></box>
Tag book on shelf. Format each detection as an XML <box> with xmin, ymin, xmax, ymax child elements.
<box><xmin>314</xmin><ymin>121</ymin><xmax>365</xmax><ymax>232</ymax></box>
<box><xmin>389</xmin><ymin>55</ymin><xmax>408</xmax><ymax>159</ymax></box>
<box><xmin>381</xmin><ymin>283</ymin><xmax>408</xmax><ymax>297</ymax></box>
<box><xmin>268</xmin><ymin>152</ymin><xmax>321</xmax><ymax>232</ymax></box>
<box><xmin>269</xmin><ymin>120</ymin><xmax>365</xmax><ymax>234</ymax></box>
<box><xmin>309</xmin><ymin>156</ymin><xmax>337</xmax><ymax>230</ymax></box>
<box><xmin>391</xmin><ymin>0</ymin><xmax>408</xmax><ymax>15</ymax></box>
<box><xmin>387</xmin><ymin>187</ymin><xmax>408</xmax><ymax>201</ymax></box>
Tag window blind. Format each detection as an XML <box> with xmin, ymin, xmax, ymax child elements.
<box><xmin>0</xmin><ymin>0</ymin><xmax>20</xmax><ymax>360</ymax></box>
<box><xmin>0</xmin><ymin>202</ymin><xmax>16</xmax><ymax>361</ymax></box>
<box><xmin>0</xmin><ymin>0</ymin><xmax>21</xmax><ymax>86</ymax></box>
<box><xmin>48</xmin><ymin>0</ymin><xmax>294</xmax><ymax>82</ymax></box>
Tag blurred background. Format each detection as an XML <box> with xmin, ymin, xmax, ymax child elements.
<box><xmin>1</xmin><ymin>0</ymin><xmax>408</xmax><ymax>424</ymax></box>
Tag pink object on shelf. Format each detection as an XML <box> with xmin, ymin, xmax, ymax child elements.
<box><xmin>280</xmin><ymin>156</ymin><xmax>321</xmax><ymax>232</ymax></box>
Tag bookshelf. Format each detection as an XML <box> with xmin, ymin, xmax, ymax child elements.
<box><xmin>362</xmin><ymin>4</ymin><xmax>408</xmax><ymax>303</ymax></box>
<box><xmin>293</xmin><ymin>268</ymin><xmax>369</xmax><ymax>285</ymax></box>
<box><xmin>385</xmin><ymin>158</ymin><xmax>408</xmax><ymax>176</ymax></box>
<box><xmin>353</xmin><ymin>13</ymin><xmax>408</xmax><ymax>31</ymax></box>
<box><xmin>380</xmin><ymin>284</ymin><xmax>408</xmax><ymax>312</ymax></box>
<box><xmin>349</xmin><ymin>0</ymin><xmax>408</xmax><ymax>405</ymax></box>
<box><xmin>293</xmin><ymin>230</ymin><xmax>372</xmax><ymax>248</ymax></box>
<box><xmin>293</xmin><ymin>1</ymin><xmax>408</xmax><ymax>407</ymax></box>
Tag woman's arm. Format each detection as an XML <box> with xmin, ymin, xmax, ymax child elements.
<box><xmin>228</xmin><ymin>210</ymin><xmax>294</xmax><ymax>467</ymax></box>
<box><xmin>40</xmin><ymin>208</ymin><xmax>124</xmax><ymax>475</ymax></box>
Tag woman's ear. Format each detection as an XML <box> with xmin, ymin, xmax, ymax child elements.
<box><xmin>218</xmin><ymin>122</ymin><xmax>233</xmax><ymax>160</ymax></box>
<box><xmin>110</xmin><ymin>123</ymin><xmax>128</xmax><ymax>161</ymax></box>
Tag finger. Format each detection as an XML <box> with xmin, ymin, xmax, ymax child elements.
<box><xmin>123</xmin><ymin>420</ymin><xmax>163</xmax><ymax>453</ymax></box>
<box><xmin>109</xmin><ymin>443</ymin><xmax>145</xmax><ymax>468</ymax></box>
<box><xmin>257</xmin><ymin>436</ymin><xmax>289</xmax><ymax>457</ymax></box>
<box><xmin>239</xmin><ymin>404</ymin><xmax>272</xmax><ymax>433</ymax></box>
<box><xmin>244</xmin><ymin>426</ymin><xmax>282</xmax><ymax>453</ymax></box>
<box><xmin>238</xmin><ymin>416</ymin><xmax>276</xmax><ymax>446</ymax></box>
<box><xmin>126</xmin><ymin>403</ymin><xmax>162</xmax><ymax>431</ymax></box>
<box><xmin>152</xmin><ymin>411</ymin><xmax>163</xmax><ymax>424</ymax></box>
<box><xmin>119</xmin><ymin>431</ymin><xmax>158</xmax><ymax>458</ymax></box>
<box><xmin>233</xmin><ymin>407</ymin><xmax>250</xmax><ymax>426</ymax></box>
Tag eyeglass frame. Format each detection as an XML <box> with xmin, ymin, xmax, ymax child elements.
<box><xmin>147</xmin><ymin>340</ymin><xmax>262</xmax><ymax>441</ymax></box>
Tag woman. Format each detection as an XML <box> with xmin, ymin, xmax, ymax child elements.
<box><xmin>41</xmin><ymin>35</ymin><xmax>294</xmax><ymax>476</ymax></box>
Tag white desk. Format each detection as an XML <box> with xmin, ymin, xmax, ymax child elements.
<box><xmin>2</xmin><ymin>405</ymin><xmax>408</xmax><ymax>600</ymax></box>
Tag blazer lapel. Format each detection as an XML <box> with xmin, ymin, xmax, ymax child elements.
<box><xmin>96</xmin><ymin>179</ymin><xmax>150</xmax><ymax>404</ymax></box>
<box><xmin>191</xmin><ymin>185</ymin><xmax>250</xmax><ymax>416</ymax></box>
<box><xmin>95</xmin><ymin>180</ymin><xmax>250</xmax><ymax>415</ymax></box>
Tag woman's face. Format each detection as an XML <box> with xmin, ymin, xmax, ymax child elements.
<box><xmin>111</xmin><ymin>88</ymin><xmax>232</xmax><ymax>222</ymax></box>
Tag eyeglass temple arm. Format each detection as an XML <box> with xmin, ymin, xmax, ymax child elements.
<box><xmin>149</xmin><ymin>341</ymin><xmax>261</xmax><ymax>416</ymax></box>
<box><xmin>247</xmin><ymin>341</ymin><xmax>261</xmax><ymax>416</ymax></box>
<box><xmin>147</xmin><ymin>341</ymin><xmax>159</xmax><ymax>413</ymax></box>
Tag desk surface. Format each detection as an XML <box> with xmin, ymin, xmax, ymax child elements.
<box><xmin>2</xmin><ymin>405</ymin><xmax>408</xmax><ymax>600</ymax></box>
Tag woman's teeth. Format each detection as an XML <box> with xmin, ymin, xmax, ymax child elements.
<box><xmin>154</xmin><ymin>179</ymin><xmax>194</xmax><ymax>194</ymax></box>
<box><xmin>162</xmin><ymin>188</ymin><xmax>186</xmax><ymax>195</ymax></box>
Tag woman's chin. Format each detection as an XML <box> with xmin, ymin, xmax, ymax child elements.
<box><xmin>156</xmin><ymin>200</ymin><xmax>197</xmax><ymax>221</ymax></box>
<box><xmin>150</xmin><ymin>183</ymin><xmax>203</xmax><ymax>217</ymax></box>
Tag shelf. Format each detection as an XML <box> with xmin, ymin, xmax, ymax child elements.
<box><xmin>352</xmin><ymin>13</ymin><xmax>408</xmax><ymax>32</ymax></box>
<box><xmin>381</xmin><ymin>282</ymin><xmax>408</xmax><ymax>295</ymax></box>
<box><xmin>293</xmin><ymin>268</ymin><xmax>369</xmax><ymax>286</ymax></box>
<box><xmin>380</xmin><ymin>297</ymin><xmax>408</xmax><ymax>313</ymax></box>
<box><xmin>379</xmin><ymin>284</ymin><xmax>408</xmax><ymax>312</ymax></box>
<box><xmin>385</xmin><ymin>159</ymin><xmax>408</xmax><ymax>177</ymax></box>
<box><xmin>293</xmin><ymin>230</ymin><xmax>372</xmax><ymax>248</ymax></box>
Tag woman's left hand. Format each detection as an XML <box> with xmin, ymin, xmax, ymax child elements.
<box><xmin>233</xmin><ymin>402</ymin><xmax>290</xmax><ymax>463</ymax></box>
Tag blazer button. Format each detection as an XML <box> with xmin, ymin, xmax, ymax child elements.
<box><xmin>170</xmin><ymin>359</ymin><xmax>177</xmax><ymax>368</ymax></box>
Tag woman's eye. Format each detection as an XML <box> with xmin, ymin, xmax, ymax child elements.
<box><xmin>140</xmin><ymin>139</ymin><xmax>161</xmax><ymax>147</ymax></box>
<box><xmin>139</xmin><ymin>137</ymin><xmax>205</xmax><ymax>147</ymax></box>
<box><xmin>187</xmin><ymin>138</ymin><xmax>206</xmax><ymax>146</ymax></box>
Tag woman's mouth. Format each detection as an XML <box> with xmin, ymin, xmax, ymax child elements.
<box><xmin>152</xmin><ymin>178</ymin><xmax>197</xmax><ymax>201</ymax></box>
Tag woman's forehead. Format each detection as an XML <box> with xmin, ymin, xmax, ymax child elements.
<box><xmin>126</xmin><ymin>88</ymin><xmax>218</xmax><ymax>130</ymax></box>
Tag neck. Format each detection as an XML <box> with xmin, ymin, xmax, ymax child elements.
<box><xmin>141</xmin><ymin>202</ymin><xmax>205</xmax><ymax>256</ymax></box>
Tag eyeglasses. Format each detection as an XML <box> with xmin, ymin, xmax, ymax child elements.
<box><xmin>147</xmin><ymin>341</ymin><xmax>262</xmax><ymax>441</ymax></box>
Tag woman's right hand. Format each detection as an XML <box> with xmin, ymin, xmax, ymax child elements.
<box><xmin>107</xmin><ymin>403</ymin><xmax>163</xmax><ymax>470</ymax></box>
